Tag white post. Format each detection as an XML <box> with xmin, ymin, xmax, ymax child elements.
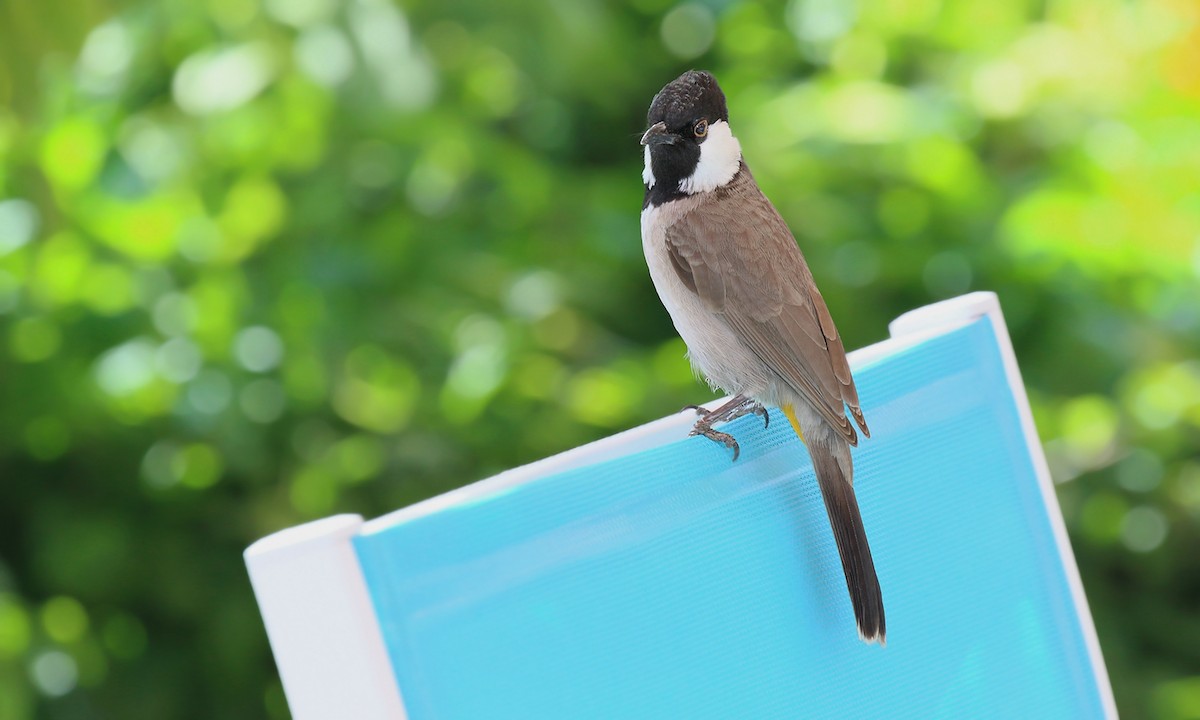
<box><xmin>245</xmin><ymin>514</ymin><xmax>407</xmax><ymax>720</ymax></box>
<box><xmin>889</xmin><ymin>291</ymin><xmax>1117</xmax><ymax>720</ymax></box>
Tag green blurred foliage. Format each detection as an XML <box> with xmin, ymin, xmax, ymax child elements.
<box><xmin>0</xmin><ymin>0</ymin><xmax>1198</xmax><ymax>716</ymax></box>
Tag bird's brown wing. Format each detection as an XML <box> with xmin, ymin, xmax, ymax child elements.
<box><xmin>664</xmin><ymin>172</ymin><xmax>869</xmax><ymax>444</ymax></box>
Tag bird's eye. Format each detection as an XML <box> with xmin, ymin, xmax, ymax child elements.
<box><xmin>693</xmin><ymin>119</ymin><xmax>708</xmax><ymax>138</ymax></box>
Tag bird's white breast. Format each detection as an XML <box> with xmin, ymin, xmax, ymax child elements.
<box><xmin>640</xmin><ymin>200</ymin><xmax>768</xmax><ymax>396</ymax></box>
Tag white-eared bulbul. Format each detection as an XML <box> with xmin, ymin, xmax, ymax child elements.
<box><xmin>639</xmin><ymin>70</ymin><xmax>885</xmax><ymax>645</ymax></box>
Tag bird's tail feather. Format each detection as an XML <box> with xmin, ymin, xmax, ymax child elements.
<box><xmin>782</xmin><ymin>405</ymin><xmax>885</xmax><ymax>645</ymax></box>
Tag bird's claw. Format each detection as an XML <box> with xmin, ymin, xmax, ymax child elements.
<box><xmin>683</xmin><ymin>394</ymin><xmax>771</xmax><ymax>461</ymax></box>
<box><xmin>689</xmin><ymin>426</ymin><xmax>742</xmax><ymax>461</ymax></box>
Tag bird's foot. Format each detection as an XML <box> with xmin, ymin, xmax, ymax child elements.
<box><xmin>682</xmin><ymin>394</ymin><xmax>769</xmax><ymax>461</ymax></box>
<box><xmin>688</xmin><ymin>425</ymin><xmax>742</xmax><ymax>461</ymax></box>
<box><xmin>683</xmin><ymin>395</ymin><xmax>769</xmax><ymax>429</ymax></box>
<box><xmin>736</xmin><ymin>402</ymin><xmax>770</xmax><ymax>429</ymax></box>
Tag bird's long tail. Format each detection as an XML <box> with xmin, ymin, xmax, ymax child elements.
<box><xmin>782</xmin><ymin>404</ymin><xmax>886</xmax><ymax>645</ymax></box>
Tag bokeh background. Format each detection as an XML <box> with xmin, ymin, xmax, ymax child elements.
<box><xmin>1</xmin><ymin>0</ymin><xmax>1198</xmax><ymax>716</ymax></box>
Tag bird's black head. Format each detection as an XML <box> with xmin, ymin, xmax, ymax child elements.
<box><xmin>641</xmin><ymin>70</ymin><xmax>741</xmax><ymax>207</ymax></box>
<box><xmin>646</xmin><ymin>69</ymin><xmax>729</xmax><ymax>131</ymax></box>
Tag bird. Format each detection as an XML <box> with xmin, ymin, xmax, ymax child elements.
<box><xmin>638</xmin><ymin>70</ymin><xmax>885</xmax><ymax>645</ymax></box>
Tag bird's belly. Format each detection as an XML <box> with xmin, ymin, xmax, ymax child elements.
<box><xmin>641</xmin><ymin>208</ymin><xmax>768</xmax><ymax>395</ymax></box>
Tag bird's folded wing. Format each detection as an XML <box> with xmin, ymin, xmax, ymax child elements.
<box><xmin>664</xmin><ymin>181</ymin><xmax>866</xmax><ymax>444</ymax></box>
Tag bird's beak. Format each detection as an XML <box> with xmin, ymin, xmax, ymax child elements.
<box><xmin>640</xmin><ymin>121</ymin><xmax>675</xmax><ymax>146</ymax></box>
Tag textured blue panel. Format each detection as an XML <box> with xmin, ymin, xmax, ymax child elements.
<box><xmin>354</xmin><ymin>317</ymin><xmax>1105</xmax><ymax>719</ymax></box>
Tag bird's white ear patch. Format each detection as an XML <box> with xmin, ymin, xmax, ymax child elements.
<box><xmin>642</xmin><ymin>145</ymin><xmax>656</xmax><ymax>188</ymax></box>
<box><xmin>679</xmin><ymin>120</ymin><xmax>741</xmax><ymax>194</ymax></box>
